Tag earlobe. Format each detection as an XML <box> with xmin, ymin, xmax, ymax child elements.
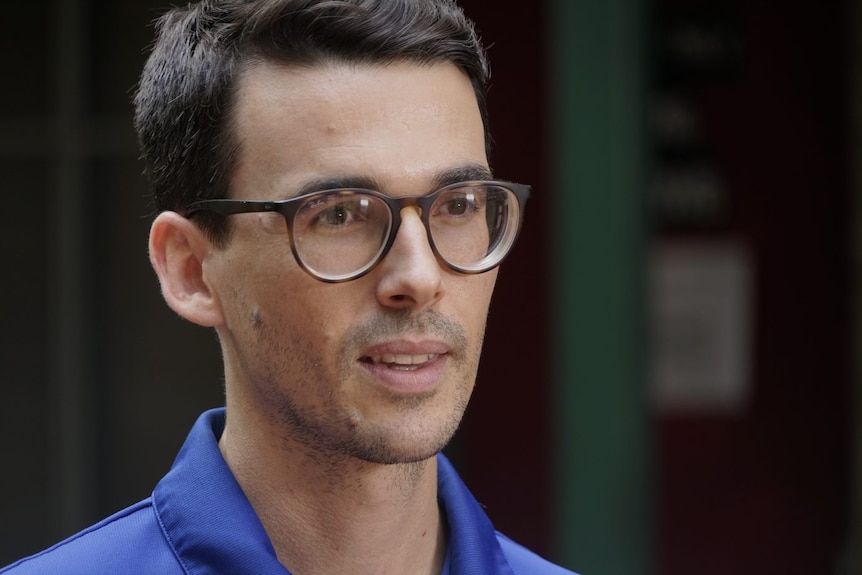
<box><xmin>149</xmin><ymin>212</ymin><xmax>224</xmax><ymax>327</ymax></box>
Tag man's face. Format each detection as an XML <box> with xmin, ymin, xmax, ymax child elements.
<box><xmin>205</xmin><ymin>61</ymin><xmax>497</xmax><ymax>464</ymax></box>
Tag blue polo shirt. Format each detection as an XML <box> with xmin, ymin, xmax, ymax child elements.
<box><xmin>2</xmin><ymin>409</ymin><xmax>576</xmax><ymax>574</ymax></box>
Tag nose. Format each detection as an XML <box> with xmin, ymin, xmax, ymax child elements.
<box><xmin>374</xmin><ymin>207</ymin><xmax>443</xmax><ymax>310</ymax></box>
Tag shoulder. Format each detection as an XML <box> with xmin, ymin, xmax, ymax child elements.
<box><xmin>496</xmin><ymin>532</ymin><xmax>580</xmax><ymax>575</ymax></box>
<box><xmin>0</xmin><ymin>499</ymin><xmax>183</xmax><ymax>575</ymax></box>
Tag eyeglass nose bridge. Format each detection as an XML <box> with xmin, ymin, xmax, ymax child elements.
<box><xmin>375</xmin><ymin>194</ymin><xmax>438</xmax><ymax>269</ymax></box>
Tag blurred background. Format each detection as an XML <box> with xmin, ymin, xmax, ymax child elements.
<box><xmin>0</xmin><ymin>0</ymin><xmax>857</xmax><ymax>574</ymax></box>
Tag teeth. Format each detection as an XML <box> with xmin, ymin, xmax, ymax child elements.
<box><xmin>369</xmin><ymin>353</ymin><xmax>439</xmax><ymax>366</ymax></box>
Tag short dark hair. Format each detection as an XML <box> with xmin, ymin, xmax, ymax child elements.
<box><xmin>133</xmin><ymin>0</ymin><xmax>491</xmax><ymax>246</ymax></box>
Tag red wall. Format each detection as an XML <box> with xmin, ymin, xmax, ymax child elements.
<box><xmin>456</xmin><ymin>0</ymin><xmax>555</xmax><ymax>558</ymax></box>
<box><xmin>655</xmin><ymin>1</ymin><xmax>850</xmax><ymax>573</ymax></box>
<box><xmin>458</xmin><ymin>1</ymin><xmax>851</xmax><ymax>572</ymax></box>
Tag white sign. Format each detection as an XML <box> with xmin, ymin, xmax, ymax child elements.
<box><xmin>649</xmin><ymin>240</ymin><xmax>754</xmax><ymax>413</ymax></box>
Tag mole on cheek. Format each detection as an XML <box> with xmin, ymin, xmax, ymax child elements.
<box><xmin>346</xmin><ymin>413</ymin><xmax>362</xmax><ymax>429</ymax></box>
<box><xmin>251</xmin><ymin>311</ymin><xmax>264</xmax><ymax>329</ymax></box>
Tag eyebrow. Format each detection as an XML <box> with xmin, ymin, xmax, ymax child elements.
<box><xmin>432</xmin><ymin>163</ymin><xmax>494</xmax><ymax>189</ymax></box>
<box><xmin>292</xmin><ymin>163</ymin><xmax>494</xmax><ymax>198</ymax></box>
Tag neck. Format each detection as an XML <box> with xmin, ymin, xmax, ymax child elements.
<box><xmin>218</xmin><ymin>408</ymin><xmax>447</xmax><ymax>575</ymax></box>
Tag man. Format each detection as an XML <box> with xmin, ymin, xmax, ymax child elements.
<box><xmin>2</xmin><ymin>1</ymin><xmax>576</xmax><ymax>573</ymax></box>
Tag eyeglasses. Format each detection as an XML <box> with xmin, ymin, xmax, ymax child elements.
<box><xmin>184</xmin><ymin>180</ymin><xmax>531</xmax><ymax>283</ymax></box>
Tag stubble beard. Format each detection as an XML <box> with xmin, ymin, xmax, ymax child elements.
<box><xmin>253</xmin><ymin>309</ymin><xmax>483</xmax><ymax>467</ymax></box>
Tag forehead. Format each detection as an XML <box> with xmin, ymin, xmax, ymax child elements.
<box><xmin>229</xmin><ymin>60</ymin><xmax>488</xmax><ymax>197</ymax></box>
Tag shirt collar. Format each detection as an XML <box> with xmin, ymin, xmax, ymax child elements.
<box><xmin>153</xmin><ymin>408</ymin><xmax>515</xmax><ymax>575</ymax></box>
<box><xmin>153</xmin><ymin>408</ymin><xmax>288</xmax><ymax>575</ymax></box>
<box><xmin>437</xmin><ymin>452</ymin><xmax>516</xmax><ymax>575</ymax></box>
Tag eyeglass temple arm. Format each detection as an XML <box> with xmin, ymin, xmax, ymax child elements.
<box><xmin>184</xmin><ymin>199</ymin><xmax>281</xmax><ymax>217</ymax></box>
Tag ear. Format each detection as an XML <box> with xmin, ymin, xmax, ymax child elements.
<box><xmin>149</xmin><ymin>211</ymin><xmax>224</xmax><ymax>327</ymax></box>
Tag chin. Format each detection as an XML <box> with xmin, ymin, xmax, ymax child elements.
<box><xmin>344</xmin><ymin>422</ymin><xmax>459</xmax><ymax>466</ymax></box>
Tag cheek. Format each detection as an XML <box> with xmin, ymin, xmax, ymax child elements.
<box><xmin>261</xmin><ymin>279</ymin><xmax>367</xmax><ymax>344</ymax></box>
<box><xmin>447</xmin><ymin>272</ymin><xmax>497</xmax><ymax>345</ymax></box>
<box><xmin>208</xmin><ymin>247</ymin><xmax>303</xmax><ymax>334</ymax></box>
<box><xmin>462</xmin><ymin>270</ymin><xmax>498</xmax><ymax>315</ymax></box>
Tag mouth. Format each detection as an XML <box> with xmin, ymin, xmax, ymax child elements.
<box><xmin>361</xmin><ymin>353</ymin><xmax>441</xmax><ymax>371</ymax></box>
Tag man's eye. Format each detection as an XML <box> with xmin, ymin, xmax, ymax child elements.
<box><xmin>299</xmin><ymin>197</ymin><xmax>368</xmax><ymax>229</ymax></box>
<box><xmin>320</xmin><ymin>204</ymin><xmax>355</xmax><ymax>226</ymax></box>
<box><xmin>437</xmin><ymin>193</ymin><xmax>482</xmax><ymax>218</ymax></box>
<box><xmin>444</xmin><ymin>197</ymin><xmax>471</xmax><ymax>216</ymax></box>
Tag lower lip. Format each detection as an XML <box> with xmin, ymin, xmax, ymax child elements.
<box><xmin>359</xmin><ymin>354</ymin><xmax>448</xmax><ymax>394</ymax></box>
